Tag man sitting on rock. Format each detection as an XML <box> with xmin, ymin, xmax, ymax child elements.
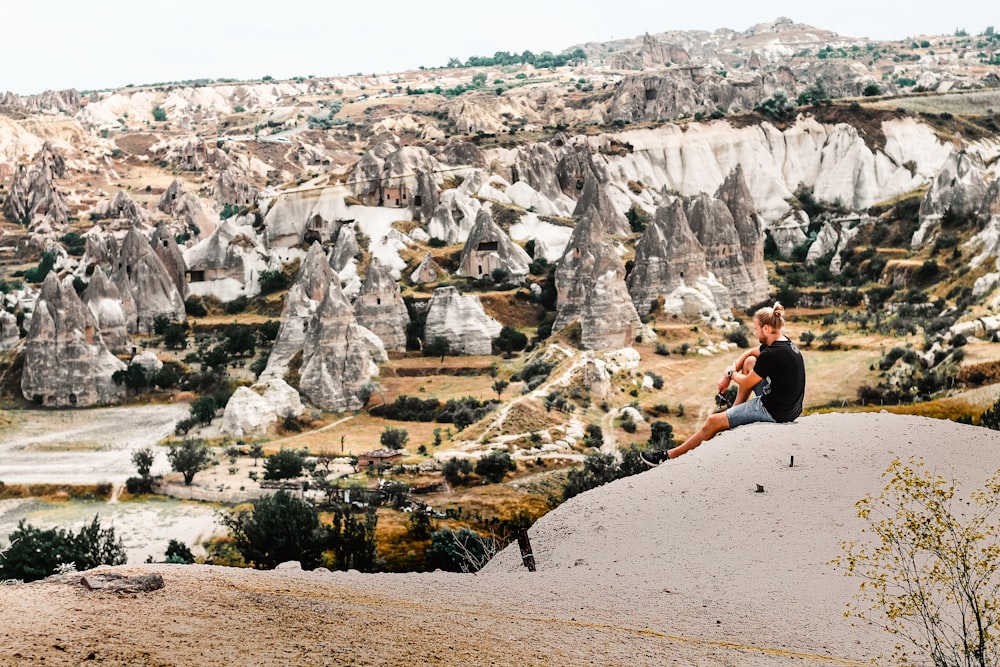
<box><xmin>641</xmin><ymin>302</ymin><xmax>806</xmax><ymax>465</ymax></box>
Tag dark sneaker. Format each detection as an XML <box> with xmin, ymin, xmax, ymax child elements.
<box><xmin>640</xmin><ymin>449</ymin><xmax>670</xmax><ymax>467</ymax></box>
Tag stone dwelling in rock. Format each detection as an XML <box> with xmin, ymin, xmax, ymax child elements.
<box><xmin>456</xmin><ymin>210</ymin><xmax>531</xmax><ymax>281</ymax></box>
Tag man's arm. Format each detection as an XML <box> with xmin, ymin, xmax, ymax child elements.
<box><xmin>717</xmin><ymin>345</ymin><xmax>762</xmax><ymax>392</ymax></box>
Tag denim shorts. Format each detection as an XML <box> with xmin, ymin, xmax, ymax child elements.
<box><xmin>726</xmin><ymin>395</ymin><xmax>776</xmax><ymax>428</ymax></box>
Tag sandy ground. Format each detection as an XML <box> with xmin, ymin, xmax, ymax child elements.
<box><xmin>2</xmin><ymin>411</ymin><xmax>999</xmax><ymax>666</ymax></box>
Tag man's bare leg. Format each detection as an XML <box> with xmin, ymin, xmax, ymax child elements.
<box><xmin>732</xmin><ymin>356</ymin><xmax>757</xmax><ymax>406</ymax></box>
<box><xmin>666</xmin><ymin>411</ymin><xmax>731</xmax><ymax>459</ymax></box>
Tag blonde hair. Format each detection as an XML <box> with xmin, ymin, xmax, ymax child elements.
<box><xmin>754</xmin><ymin>301</ymin><xmax>785</xmax><ymax>330</ymax></box>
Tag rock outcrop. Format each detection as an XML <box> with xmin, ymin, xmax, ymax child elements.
<box><xmin>220</xmin><ymin>379</ymin><xmax>304</xmax><ymax>437</ymax></box>
<box><xmin>82</xmin><ymin>269</ymin><xmax>131</xmax><ymax>352</ymax></box>
<box><xmin>627</xmin><ymin>200</ymin><xmax>732</xmax><ymax>322</ymax></box>
<box><xmin>423</xmin><ymin>286</ymin><xmax>502</xmax><ymax>356</ymax></box>
<box><xmin>455</xmin><ymin>209</ymin><xmax>531</xmax><ymax>280</ymax></box>
<box><xmin>299</xmin><ymin>280</ymin><xmax>385</xmax><ymax>412</ymax></box>
<box><xmin>353</xmin><ymin>258</ymin><xmax>410</xmax><ymax>351</ymax></box>
<box><xmin>183</xmin><ymin>219</ymin><xmax>268</xmax><ymax>302</ymax></box>
<box><xmin>409</xmin><ymin>251</ymin><xmax>446</xmax><ymax>285</ymax></box>
<box><xmin>0</xmin><ymin>310</ymin><xmax>19</xmax><ymax>351</ymax></box>
<box><xmin>912</xmin><ymin>145</ymin><xmax>991</xmax><ymax>247</ymax></box>
<box><xmin>21</xmin><ymin>274</ymin><xmax>125</xmax><ymax>407</ymax></box>
<box><xmin>572</xmin><ymin>178</ymin><xmax>631</xmax><ymax>236</ymax></box>
<box><xmin>216</xmin><ymin>167</ymin><xmax>259</xmax><ymax>208</ymax></box>
<box><xmin>150</xmin><ymin>222</ymin><xmax>189</xmax><ymax>300</ymax></box>
<box><xmin>89</xmin><ymin>190</ymin><xmax>149</xmax><ymax>228</ymax></box>
<box><xmin>554</xmin><ymin>207</ymin><xmax>643</xmax><ymax>348</ymax></box>
<box><xmin>260</xmin><ymin>242</ymin><xmax>336</xmax><ymax>383</ymax></box>
<box><xmin>715</xmin><ymin>165</ymin><xmax>769</xmax><ymax>302</ymax></box>
<box><xmin>111</xmin><ymin>227</ymin><xmax>187</xmax><ymax>333</ymax></box>
<box><xmin>3</xmin><ymin>143</ymin><xmax>70</xmax><ymax>232</ymax></box>
<box><xmin>684</xmin><ymin>193</ymin><xmax>761</xmax><ymax>308</ymax></box>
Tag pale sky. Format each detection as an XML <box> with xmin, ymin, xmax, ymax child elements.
<box><xmin>4</xmin><ymin>1</ymin><xmax>992</xmax><ymax>95</ymax></box>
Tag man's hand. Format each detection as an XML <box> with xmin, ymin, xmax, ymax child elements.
<box><xmin>717</xmin><ymin>367</ymin><xmax>733</xmax><ymax>393</ymax></box>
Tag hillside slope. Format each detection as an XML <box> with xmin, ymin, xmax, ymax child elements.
<box><xmin>2</xmin><ymin>412</ymin><xmax>997</xmax><ymax>666</ymax></box>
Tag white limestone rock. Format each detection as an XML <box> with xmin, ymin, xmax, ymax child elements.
<box><xmin>423</xmin><ymin>286</ymin><xmax>502</xmax><ymax>356</ymax></box>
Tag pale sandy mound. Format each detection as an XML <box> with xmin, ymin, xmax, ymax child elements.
<box><xmin>1</xmin><ymin>412</ymin><xmax>998</xmax><ymax>666</ymax></box>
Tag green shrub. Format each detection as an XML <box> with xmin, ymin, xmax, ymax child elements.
<box><xmin>0</xmin><ymin>516</ymin><xmax>126</xmax><ymax>582</ymax></box>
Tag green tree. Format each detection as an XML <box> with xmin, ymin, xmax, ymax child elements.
<box><xmin>475</xmin><ymin>449</ymin><xmax>515</xmax><ymax>483</ymax></box>
<box><xmin>862</xmin><ymin>83</ymin><xmax>882</xmax><ymax>96</ymax></box>
<box><xmin>492</xmin><ymin>379</ymin><xmax>509</xmax><ymax>399</ymax></box>
<box><xmin>648</xmin><ymin>421</ymin><xmax>675</xmax><ymax>450</ymax></box>
<box><xmin>166</xmin><ymin>438</ymin><xmax>212</xmax><ymax>485</ymax></box>
<box><xmin>494</xmin><ymin>325</ymin><xmax>528</xmax><ymax>355</ymax></box>
<box><xmin>837</xmin><ymin>458</ymin><xmax>1000</xmax><ymax>667</ymax></box>
<box><xmin>327</xmin><ymin>504</ymin><xmax>379</xmax><ymax>571</ymax></box>
<box><xmin>0</xmin><ymin>516</ymin><xmax>126</xmax><ymax>582</ymax></box>
<box><xmin>379</xmin><ymin>426</ymin><xmax>409</xmax><ymax>450</ymax></box>
<box><xmin>583</xmin><ymin>423</ymin><xmax>603</xmax><ymax>448</ymax></box>
<box><xmin>131</xmin><ymin>447</ymin><xmax>155</xmax><ymax>477</ymax></box>
<box><xmin>263</xmin><ymin>448</ymin><xmax>307</xmax><ymax>480</ymax></box>
<box><xmin>152</xmin><ymin>105</ymin><xmax>167</xmax><ymax>121</ymax></box>
<box><xmin>190</xmin><ymin>396</ymin><xmax>218</xmax><ymax>425</ymax></box>
<box><xmin>442</xmin><ymin>457</ymin><xmax>473</xmax><ymax>486</ymax></box>
<box><xmin>424</xmin><ymin>336</ymin><xmax>450</xmax><ymax>359</ymax></box>
<box><xmin>220</xmin><ymin>490</ymin><xmax>326</xmax><ymax>570</ymax></box>
<box><xmin>164</xmin><ymin>539</ymin><xmax>195</xmax><ymax>564</ymax></box>
<box><xmin>112</xmin><ymin>364</ymin><xmax>149</xmax><ymax>395</ymax></box>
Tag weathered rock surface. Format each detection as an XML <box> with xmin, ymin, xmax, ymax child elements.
<box><xmin>112</xmin><ymin>227</ymin><xmax>187</xmax><ymax>333</ymax></box>
<box><xmin>216</xmin><ymin>167</ymin><xmax>259</xmax><ymax>208</ymax></box>
<box><xmin>299</xmin><ymin>280</ymin><xmax>384</xmax><ymax>412</ymax></box>
<box><xmin>456</xmin><ymin>209</ymin><xmax>531</xmax><ymax>280</ymax></box>
<box><xmin>220</xmin><ymin>378</ymin><xmax>304</xmax><ymax>437</ymax></box>
<box><xmin>260</xmin><ymin>242</ymin><xmax>335</xmax><ymax>382</ymax></box>
<box><xmin>3</xmin><ymin>142</ymin><xmax>69</xmax><ymax>231</ymax></box>
<box><xmin>571</xmin><ymin>178</ymin><xmax>630</xmax><ymax>236</ymax></box>
<box><xmin>715</xmin><ymin>165</ymin><xmax>769</xmax><ymax>301</ymax></box>
<box><xmin>82</xmin><ymin>269</ymin><xmax>130</xmax><ymax>352</ymax></box>
<box><xmin>912</xmin><ymin>145</ymin><xmax>991</xmax><ymax>247</ymax></box>
<box><xmin>89</xmin><ymin>190</ymin><xmax>149</xmax><ymax>228</ymax></box>
<box><xmin>423</xmin><ymin>286</ymin><xmax>502</xmax><ymax>356</ymax></box>
<box><xmin>685</xmin><ymin>192</ymin><xmax>761</xmax><ymax>308</ymax></box>
<box><xmin>21</xmin><ymin>274</ymin><xmax>125</xmax><ymax>407</ymax></box>
<box><xmin>183</xmin><ymin>219</ymin><xmax>268</xmax><ymax>302</ymax></box>
<box><xmin>150</xmin><ymin>222</ymin><xmax>189</xmax><ymax>300</ymax></box>
<box><xmin>0</xmin><ymin>310</ymin><xmax>19</xmax><ymax>351</ymax></box>
<box><xmin>409</xmin><ymin>251</ymin><xmax>446</xmax><ymax>285</ymax></box>
<box><xmin>353</xmin><ymin>258</ymin><xmax>409</xmax><ymax>351</ymax></box>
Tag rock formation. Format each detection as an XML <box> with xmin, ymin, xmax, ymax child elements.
<box><xmin>0</xmin><ymin>310</ymin><xmax>19</xmax><ymax>351</ymax></box>
<box><xmin>299</xmin><ymin>279</ymin><xmax>385</xmax><ymax>412</ymax></box>
<box><xmin>410</xmin><ymin>251</ymin><xmax>446</xmax><ymax>285</ymax></box>
<box><xmin>216</xmin><ymin>167</ymin><xmax>259</xmax><ymax>209</ymax></box>
<box><xmin>423</xmin><ymin>286</ymin><xmax>502</xmax><ymax>356</ymax></box>
<box><xmin>183</xmin><ymin>219</ymin><xmax>268</xmax><ymax>302</ymax></box>
<box><xmin>456</xmin><ymin>209</ymin><xmax>531</xmax><ymax>280</ymax></box>
<box><xmin>627</xmin><ymin>199</ymin><xmax>732</xmax><ymax>322</ymax></box>
<box><xmin>353</xmin><ymin>258</ymin><xmax>410</xmax><ymax>351</ymax></box>
<box><xmin>912</xmin><ymin>145</ymin><xmax>990</xmax><ymax>247</ymax></box>
<box><xmin>111</xmin><ymin>227</ymin><xmax>187</xmax><ymax>333</ymax></box>
<box><xmin>715</xmin><ymin>165</ymin><xmax>769</xmax><ymax>302</ymax></box>
<box><xmin>220</xmin><ymin>379</ymin><xmax>304</xmax><ymax>437</ymax></box>
<box><xmin>571</xmin><ymin>178</ymin><xmax>630</xmax><ymax>236</ymax></box>
<box><xmin>21</xmin><ymin>274</ymin><xmax>126</xmax><ymax>407</ymax></box>
<box><xmin>89</xmin><ymin>190</ymin><xmax>149</xmax><ymax>228</ymax></box>
<box><xmin>82</xmin><ymin>269</ymin><xmax>131</xmax><ymax>352</ymax></box>
<box><xmin>3</xmin><ymin>143</ymin><xmax>70</xmax><ymax>231</ymax></box>
<box><xmin>150</xmin><ymin>222</ymin><xmax>189</xmax><ymax>300</ymax></box>
<box><xmin>259</xmin><ymin>242</ymin><xmax>336</xmax><ymax>383</ymax></box>
<box><xmin>684</xmin><ymin>193</ymin><xmax>761</xmax><ymax>308</ymax></box>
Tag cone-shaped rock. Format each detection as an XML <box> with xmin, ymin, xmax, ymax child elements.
<box><xmin>150</xmin><ymin>222</ymin><xmax>190</xmax><ymax>300</ymax></box>
<box><xmin>456</xmin><ymin>209</ymin><xmax>531</xmax><ymax>280</ymax></box>
<box><xmin>21</xmin><ymin>274</ymin><xmax>126</xmax><ymax>407</ymax></box>
<box><xmin>912</xmin><ymin>146</ymin><xmax>991</xmax><ymax>247</ymax></box>
<box><xmin>353</xmin><ymin>258</ymin><xmax>409</xmax><ymax>351</ymax></box>
<box><xmin>572</xmin><ymin>178</ymin><xmax>631</xmax><ymax>236</ymax></box>
<box><xmin>299</xmin><ymin>281</ymin><xmax>383</xmax><ymax>412</ymax></box>
<box><xmin>423</xmin><ymin>286</ymin><xmax>502</xmax><ymax>356</ymax></box>
<box><xmin>410</xmin><ymin>251</ymin><xmax>446</xmax><ymax>285</ymax></box>
<box><xmin>260</xmin><ymin>242</ymin><xmax>335</xmax><ymax>382</ymax></box>
<box><xmin>112</xmin><ymin>227</ymin><xmax>186</xmax><ymax>333</ymax></box>
<box><xmin>715</xmin><ymin>165</ymin><xmax>769</xmax><ymax>304</ymax></box>
<box><xmin>685</xmin><ymin>193</ymin><xmax>758</xmax><ymax>308</ymax></box>
<box><xmin>628</xmin><ymin>200</ymin><xmax>720</xmax><ymax>314</ymax></box>
<box><xmin>82</xmin><ymin>269</ymin><xmax>131</xmax><ymax>352</ymax></box>
<box><xmin>183</xmin><ymin>219</ymin><xmax>268</xmax><ymax>302</ymax></box>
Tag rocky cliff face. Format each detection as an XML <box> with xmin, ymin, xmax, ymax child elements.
<box><xmin>299</xmin><ymin>280</ymin><xmax>384</xmax><ymax>412</ymax></box>
<box><xmin>82</xmin><ymin>269</ymin><xmax>131</xmax><ymax>352</ymax></box>
<box><xmin>150</xmin><ymin>222</ymin><xmax>189</xmax><ymax>300</ymax></box>
<box><xmin>220</xmin><ymin>378</ymin><xmax>304</xmax><ymax>437</ymax></box>
<box><xmin>89</xmin><ymin>190</ymin><xmax>149</xmax><ymax>229</ymax></box>
<box><xmin>912</xmin><ymin>146</ymin><xmax>991</xmax><ymax>247</ymax></box>
<box><xmin>111</xmin><ymin>228</ymin><xmax>187</xmax><ymax>333</ymax></box>
<box><xmin>571</xmin><ymin>178</ymin><xmax>630</xmax><ymax>236</ymax></box>
<box><xmin>423</xmin><ymin>286</ymin><xmax>502</xmax><ymax>356</ymax></box>
<box><xmin>685</xmin><ymin>192</ymin><xmax>763</xmax><ymax>308</ymax></box>
<box><xmin>353</xmin><ymin>258</ymin><xmax>410</xmax><ymax>351</ymax></box>
<box><xmin>21</xmin><ymin>274</ymin><xmax>125</xmax><ymax>407</ymax></box>
<box><xmin>0</xmin><ymin>310</ymin><xmax>19</xmax><ymax>351</ymax></box>
<box><xmin>715</xmin><ymin>165</ymin><xmax>769</xmax><ymax>301</ymax></box>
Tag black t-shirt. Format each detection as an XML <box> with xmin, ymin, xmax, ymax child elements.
<box><xmin>754</xmin><ymin>338</ymin><xmax>806</xmax><ymax>422</ymax></box>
